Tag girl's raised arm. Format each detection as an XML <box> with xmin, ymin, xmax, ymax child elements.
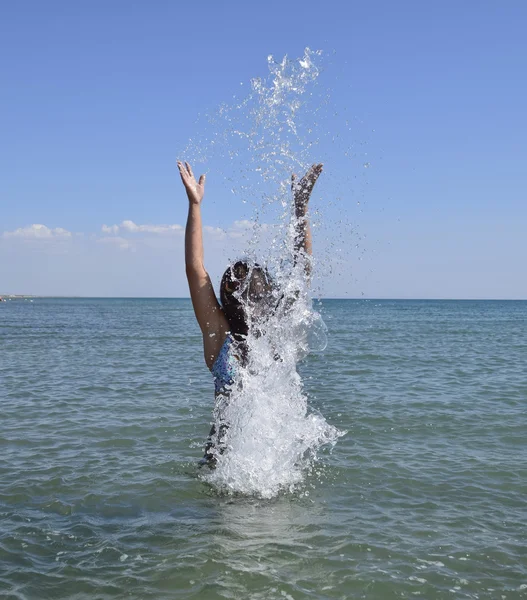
<box><xmin>291</xmin><ymin>163</ymin><xmax>323</xmax><ymax>277</ymax></box>
<box><xmin>178</xmin><ymin>162</ymin><xmax>228</xmax><ymax>366</ymax></box>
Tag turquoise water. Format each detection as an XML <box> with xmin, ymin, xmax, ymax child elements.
<box><xmin>1</xmin><ymin>298</ymin><xmax>526</xmax><ymax>599</ymax></box>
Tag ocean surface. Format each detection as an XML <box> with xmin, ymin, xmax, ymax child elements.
<box><xmin>1</xmin><ymin>298</ymin><xmax>526</xmax><ymax>599</ymax></box>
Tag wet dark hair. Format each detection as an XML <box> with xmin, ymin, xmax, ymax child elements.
<box><xmin>220</xmin><ymin>261</ymin><xmax>274</xmax><ymax>340</ymax></box>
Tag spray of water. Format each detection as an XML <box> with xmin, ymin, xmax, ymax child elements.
<box><xmin>206</xmin><ymin>276</ymin><xmax>341</xmax><ymax>498</ymax></box>
<box><xmin>187</xmin><ymin>49</ymin><xmax>345</xmax><ymax>497</ymax></box>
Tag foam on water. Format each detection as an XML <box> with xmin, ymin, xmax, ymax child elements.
<box><xmin>189</xmin><ymin>50</ymin><xmax>345</xmax><ymax>496</ymax></box>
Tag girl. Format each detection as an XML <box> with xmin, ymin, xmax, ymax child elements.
<box><xmin>177</xmin><ymin>161</ymin><xmax>323</xmax><ymax>465</ymax></box>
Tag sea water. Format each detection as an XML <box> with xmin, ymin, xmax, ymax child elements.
<box><xmin>1</xmin><ymin>298</ymin><xmax>526</xmax><ymax>598</ymax></box>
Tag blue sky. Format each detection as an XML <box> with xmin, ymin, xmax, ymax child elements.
<box><xmin>1</xmin><ymin>0</ymin><xmax>526</xmax><ymax>298</ymax></box>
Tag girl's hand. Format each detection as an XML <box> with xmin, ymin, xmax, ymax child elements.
<box><xmin>178</xmin><ymin>161</ymin><xmax>206</xmax><ymax>205</ymax></box>
<box><xmin>292</xmin><ymin>163</ymin><xmax>323</xmax><ymax>213</ymax></box>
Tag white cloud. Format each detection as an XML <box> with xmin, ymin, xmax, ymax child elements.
<box><xmin>98</xmin><ymin>219</ymin><xmax>269</xmax><ymax>242</ymax></box>
<box><xmin>101</xmin><ymin>220</ymin><xmax>184</xmax><ymax>235</ymax></box>
<box><xmin>3</xmin><ymin>224</ymin><xmax>72</xmax><ymax>239</ymax></box>
<box><xmin>204</xmin><ymin>225</ymin><xmax>227</xmax><ymax>239</ymax></box>
<box><xmin>232</xmin><ymin>219</ymin><xmax>252</xmax><ymax>230</ymax></box>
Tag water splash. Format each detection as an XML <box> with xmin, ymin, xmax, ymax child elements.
<box><xmin>205</xmin><ymin>263</ymin><xmax>342</xmax><ymax>498</ymax></box>
<box><xmin>187</xmin><ymin>49</ymin><xmax>345</xmax><ymax>497</ymax></box>
<box><xmin>185</xmin><ymin>48</ymin><xmax>326</xmax><ymax>215</ymax></box>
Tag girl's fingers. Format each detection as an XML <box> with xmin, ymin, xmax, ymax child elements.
<box><xmin>185</xmin><ymin>162</ymin><xmax>194</xmax><ymax>178</ymax></box>
<box><xmin>177</xmin><ymin>162</ymin><xmax>193</xmax><ymax>191</ymax></box>
<box><xmin>177</xmin><ymin>162</ymin><xmax>187</xmax><ymax>180</ymax></box>
<box><xmin>311</xmin><ymin>163</ymin><xmax>323</xmax><ymax>177</ymax></box>
<box><xmin>309</xmin><ymin>163</ymin><xmax>323</xmax><ymax>183</ymax></box>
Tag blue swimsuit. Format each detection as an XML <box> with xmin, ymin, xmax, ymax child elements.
<box><xmin>211</xmin><ymin>334</ymin><xmax>238</xmax><ymax>394</ymax></box>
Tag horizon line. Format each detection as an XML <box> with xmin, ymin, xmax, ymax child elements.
<box><xmin>2</xmin><ymin>295</ymin><xmax>527</xmax><ymax>302</ymax></box>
